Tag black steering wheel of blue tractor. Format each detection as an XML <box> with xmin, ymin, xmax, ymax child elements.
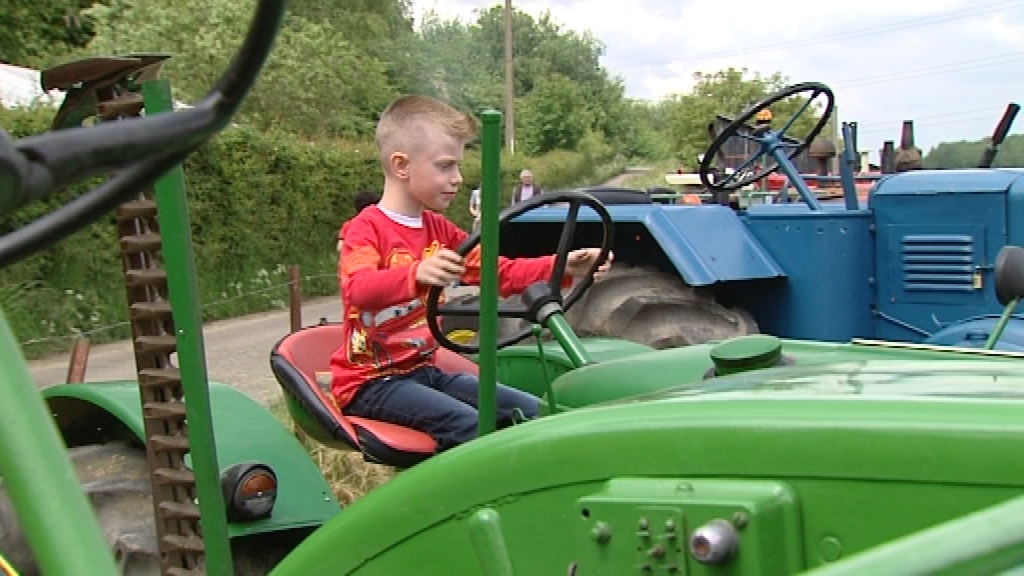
<box><xmin>699</xmin><ymin>81</ymin><xmax>834</xmax><ymax>192</ymax></box>
<box><xmin>426</xmin><ymin>190</ymin><xmax>614</xmax><ymax>355</ymax></box>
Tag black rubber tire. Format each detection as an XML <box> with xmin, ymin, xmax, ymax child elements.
<box><xmin>563</xmin><ymin>266</ymin><xmax>758</xmax><ymax>349</ymax></box>
<box><xmin>0</xmin><ymin>443</ymin><xmax>159</xmax><ymax>576</ymax></box>
<box><xmin>0</xmin><ymin>442</ymin><xmax>298</xmax><ymax>575</ymax></box>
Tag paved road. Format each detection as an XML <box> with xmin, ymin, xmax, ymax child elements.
<box><xmin>28</xmin><ymin>298</ymin><xmax>343</xmax><ymax>406</ymax></box>
<box><xmin>27</xmin><ymin>171</ymin><xmax>650</xmax><ymax>404</ymax></box>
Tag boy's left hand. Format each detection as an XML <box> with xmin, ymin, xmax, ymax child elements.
<box><xmin>566</xmin><ymin>248</ymin><xmax>614</xmax><ymax>280</ymax></box>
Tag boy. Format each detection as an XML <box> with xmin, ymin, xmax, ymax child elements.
<box><xmin>331</xmin><ymin>94</ymin><xmax>611</xmax><ymax>453</ymax></box>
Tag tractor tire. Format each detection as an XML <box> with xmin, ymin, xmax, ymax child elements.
<box><xmin>563</xmin><ymin>266</ymin><xmax>758</xmax><ymax>349</ymax></box>
<box><xmin>0</xmin><ymin>442</ymin><xmax>297</xmax><ymax>576</ymax></box>
<box><xmin>0</xmin><ymin>442</ymin><xmax>159</xmax><ymax>576</ymax></box>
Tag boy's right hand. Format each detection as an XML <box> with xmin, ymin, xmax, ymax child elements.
<box><xmin>417</xmin><ymin>248</ymin><xmax>466</xmax><ymax>286</ymax></box>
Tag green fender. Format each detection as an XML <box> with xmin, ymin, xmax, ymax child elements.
<box><xmin>43</xmin><ymin>381</ymin><xmax>340</xmax><ymax>537</ymax></box>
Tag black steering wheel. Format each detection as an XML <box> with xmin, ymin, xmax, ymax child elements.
<box><xmin>699</xmin><ymin>81</ymin><xmax>834</xmax><ymax>192</ymax></box>
<box><xmin>426</xmin><ymin>190</ymin><xmax>613</xmax><ymax>354</ymax></box>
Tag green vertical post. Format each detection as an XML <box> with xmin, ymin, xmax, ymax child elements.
<box><xmin>477</xmin><ymin>110</ymin><xmax>502</xmax><ymax>437</ymax></box>
<box><xmin>143</xmin><ymin>79</ymin><xmax>234</xmax><ymax>575</ymax></box>
<box><xmin>0</xmin><ymin>311</ymin><xmax>119</xmax><ymax>575</ymax></box>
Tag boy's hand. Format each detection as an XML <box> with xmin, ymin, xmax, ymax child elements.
<box><xmin>566</xmin><ymin>248</ymin><xmax>614</xmax><ymax>280</ymax></box>
<box><xmin>417</xmin><ymin>248</ymin><xmax>466</xmax><ymax>286</ymax></box>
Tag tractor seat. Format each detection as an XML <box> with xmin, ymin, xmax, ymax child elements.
<box><xmin>270</xmin><ymin>323</ymin><xmax>478</xmax><ymax>468</ymax></box>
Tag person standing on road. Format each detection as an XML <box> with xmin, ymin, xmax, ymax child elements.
<box><xmin>510</xmin><ymin>169</ymin><xmax>543</xmax><ymax>205</ymax></box>
<box><xmin>468</xmin><ymin>183</ymin><xmax>481</xmax><ymax>233</ymax></box>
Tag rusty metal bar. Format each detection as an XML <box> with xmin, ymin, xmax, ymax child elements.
<box><xmin>289</xmin><ymin>265</ymin><xmax>302</xmax><ymax>333</ymax></box>
<box><xmin>65</xmin><ymin>337</ymin><xmax>90</xmax><ymax>383</ymax></box>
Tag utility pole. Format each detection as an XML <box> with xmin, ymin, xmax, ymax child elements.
<box><xmin>504</xmin><ymin>0</ymin><xmax>515</xmax><ymax>154</ymax></box>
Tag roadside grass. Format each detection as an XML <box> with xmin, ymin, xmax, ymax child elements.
<box><xmin>268</xmin><ymin>397</ymin><xmax>395</xmax><ymax>505</ymax></box>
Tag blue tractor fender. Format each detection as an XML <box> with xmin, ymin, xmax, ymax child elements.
<box><xmin>510</xmin><ymin>203</ymin><xmax>785</xmax><ymax>286</ymax></box>
<box><xmin>923</xmin><ymin>314</ymin><xmax>1024</xmax><ymax>352</ymax></box>
<box><xmin>43</xmin><ymin>381</ymin><xmax>340</xmax><ymax>537</ymax></box>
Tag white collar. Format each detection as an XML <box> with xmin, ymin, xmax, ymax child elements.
<box><xmin>378</xmin><ymin>206</ymin><xmax>423</xmax><ymax>229</ymax></box>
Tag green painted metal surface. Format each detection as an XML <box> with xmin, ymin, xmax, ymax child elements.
<box><xmin>546</xmin><ymin>313</ymin><xmax>593</xmax><ymax>367</ymax></box>
<box><xmin>138</xmin><ymin>78</ymin><xmax>233</xmax><ymax>574</ymax></box>
<box><xmin>710</xmin><ymin>334</ymin><xmax>784</xmax><ymax>375</ymax></box>
<box><xmin>576</xmin><ymin>478</ymin><xmax>801</xmax><ymax>575</ymax></box>
<box><xmin>803</xmin><ymin>495</ymin><xmax>1024</xmax><ymax>575</ymax></box>
<box><xmin>144</xmin><ymin>78</ymin><xmax>233</xmax><ymax>573</ymax></box>
<box><xmin>468</xmin><ymin>508</ymin><xmax>516</xmax><ymax>576</ymax></box>
<box><xmin>0</xmin><ymin>312</ymin><xmax>119</xmax><ymax>575</ymax></box>
<box><xmin>495</xmin><ymin>337</ymin><xmax>652</xmax><ymax>398</ymax></box>
<box><xmin>270</xmin><ymin>393</ymin><xmax>1024</xmax><ymax>574</ymax></box>
<box><xmin>550</xmin><ymin>337</ymin><xmax>1024</xmax><ymax>409</ymax></box>
<box><xmin>42</xmin><ymin>381</ymin><xmax>340</xmax><ymax>537</ymax></box>
<box><xmin>477</xmin><ymin>110</ymin><xmax>502</xmax><ymax>437</ymax></box>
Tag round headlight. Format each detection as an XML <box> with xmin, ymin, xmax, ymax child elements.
<box><xmin>221</xmin><ymin>462</ymin><xmax>277</xmax><ymax>522</ymax></box>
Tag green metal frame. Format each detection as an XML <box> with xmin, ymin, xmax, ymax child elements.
<box><xmin>477</xmin><ymin>111</ymin><xmax>501</xmax><ymax>437</ymax></box>
<box><xmin>144</xmin><ymin>78</ymin><xmax>234</xmax><ymax>574</ymax></box>
<box><xmin>0</xmin><ymin>310</ymin><xmax>118</xmax><ymax>575</ymax></box>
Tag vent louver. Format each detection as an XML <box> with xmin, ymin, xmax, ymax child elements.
<box><xmin>901</xmin><ymin>234</ymin><xmax>975</xmax><ymax>292</ymax></box>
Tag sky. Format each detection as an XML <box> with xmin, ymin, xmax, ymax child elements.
<box><xmin>411</xmin><ymin>0</ymin><xmax>1024</xmax><ymax>161</ymax></box>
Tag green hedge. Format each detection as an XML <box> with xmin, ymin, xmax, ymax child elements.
<box><xmin>0</xmin><ymin>108</ymin><xmax>620</xmax><ymax>358</ymax></box>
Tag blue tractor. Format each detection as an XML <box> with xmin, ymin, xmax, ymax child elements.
<box><xmin>486</xmin><ymin>82</ymin><xmax>1024</xmax><ymax>350</ymax></box>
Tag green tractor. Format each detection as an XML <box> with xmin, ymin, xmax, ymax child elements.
<box><xmin>5</xmin><ymin>2</ymin><xmax>1024</xmax><ymax>575</ymax></box>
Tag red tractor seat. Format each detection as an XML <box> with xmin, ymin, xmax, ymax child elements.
<box><xmin>270</xmin><ymin>323</ymin><xmax>478</xmax><ymax>468</ymax></box>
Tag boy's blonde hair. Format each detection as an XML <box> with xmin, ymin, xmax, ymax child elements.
<box><xmin>375</xmin><ymin>95</ymin><xmax>478</xmax><ymax>170</ymax></box>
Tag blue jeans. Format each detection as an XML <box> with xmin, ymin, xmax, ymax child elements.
<box><xmin>342</xmin><ymin>366</ymin><xmax>539</xmax><ymax>452</ymax></box>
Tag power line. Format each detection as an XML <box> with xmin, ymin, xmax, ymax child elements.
<box><xmin>854</xmin><ymin>106</ymin><xmax>1009</xmax><ymax>130</ymax></box>
<box><xmin>645</xmin><ymin>52</ymin><xmax>1023</xmax><ymax>101</ymax></box>
<box><xmin>831</xmin><ymin>52</ymin><xmax>1024</xmax><ymax>89</ymax></box>
<box><xmin>857</xmin><ymin>113</ymin><xmax>1013</xmax><ymax>137</ymax></box>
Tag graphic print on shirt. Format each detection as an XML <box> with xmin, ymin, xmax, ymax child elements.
<box><xmin>346</xmin><ymin>242</ymin><xmax>442</xmax><ymax>370</ymax></box>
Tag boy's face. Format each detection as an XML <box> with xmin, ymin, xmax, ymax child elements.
<box><xmin>403</xmin><ymin>128</ymin><xmax>465</xmax><ymax>212</ymax></box>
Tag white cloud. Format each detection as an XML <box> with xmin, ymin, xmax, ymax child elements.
<box><xmin>411</xmin><ymin>0</ymin><xmax>1024</xmax><ymax>155</ymax></box>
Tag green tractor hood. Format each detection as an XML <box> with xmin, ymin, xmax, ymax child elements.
<box><xmin>550</xmin><ymin>337</ymin><xmax>1024</xmax><ymax>409</ymax></box>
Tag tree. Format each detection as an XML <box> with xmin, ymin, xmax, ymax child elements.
<box><xmin>924</xmin><ymin>134</ymin><xmax>1024</xmax><ymax>168</ymax></box>
<box><xmin>0</xmin><ymin>0</ymin><xmax>104</xmax><ymax>67</ymax></box>
<box><xmin>517</xmin><ymin>74</ymin><xmax>590</xmax><ymax>155</ymax></box>
<box><xmin>657</xmin><ymin>68</ymin><xmax>823</xmax><ymax>165</ymax></box>
<box><xmin>81</xmin><ymin>0</ymin><xmax>396</xmax><ymax>138</ymax></box>
<box><xmin>415</xmin><ymin>5</ymin><xmax>622</xmax><ymax>156</ymax></box>
<box><xmin>411</xmin><ymin>12</ymin><xmax>504</xmax><ymax>117</ymax></box>
<box><xmin>286</xmin><ymin>0</ymin><xmax>419</xmax><ymax>95</ymax></box>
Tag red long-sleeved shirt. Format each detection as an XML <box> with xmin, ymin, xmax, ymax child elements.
<box><xmin>330</xmin><ymin>205</ymin><xmax>559</xmax><ymax>409</ymax></box>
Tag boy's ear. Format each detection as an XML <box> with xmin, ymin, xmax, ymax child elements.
<box><xmin>389</xmin><ymin>152</ymin><xmax>410</xmax><ymax>180</ymax></box>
